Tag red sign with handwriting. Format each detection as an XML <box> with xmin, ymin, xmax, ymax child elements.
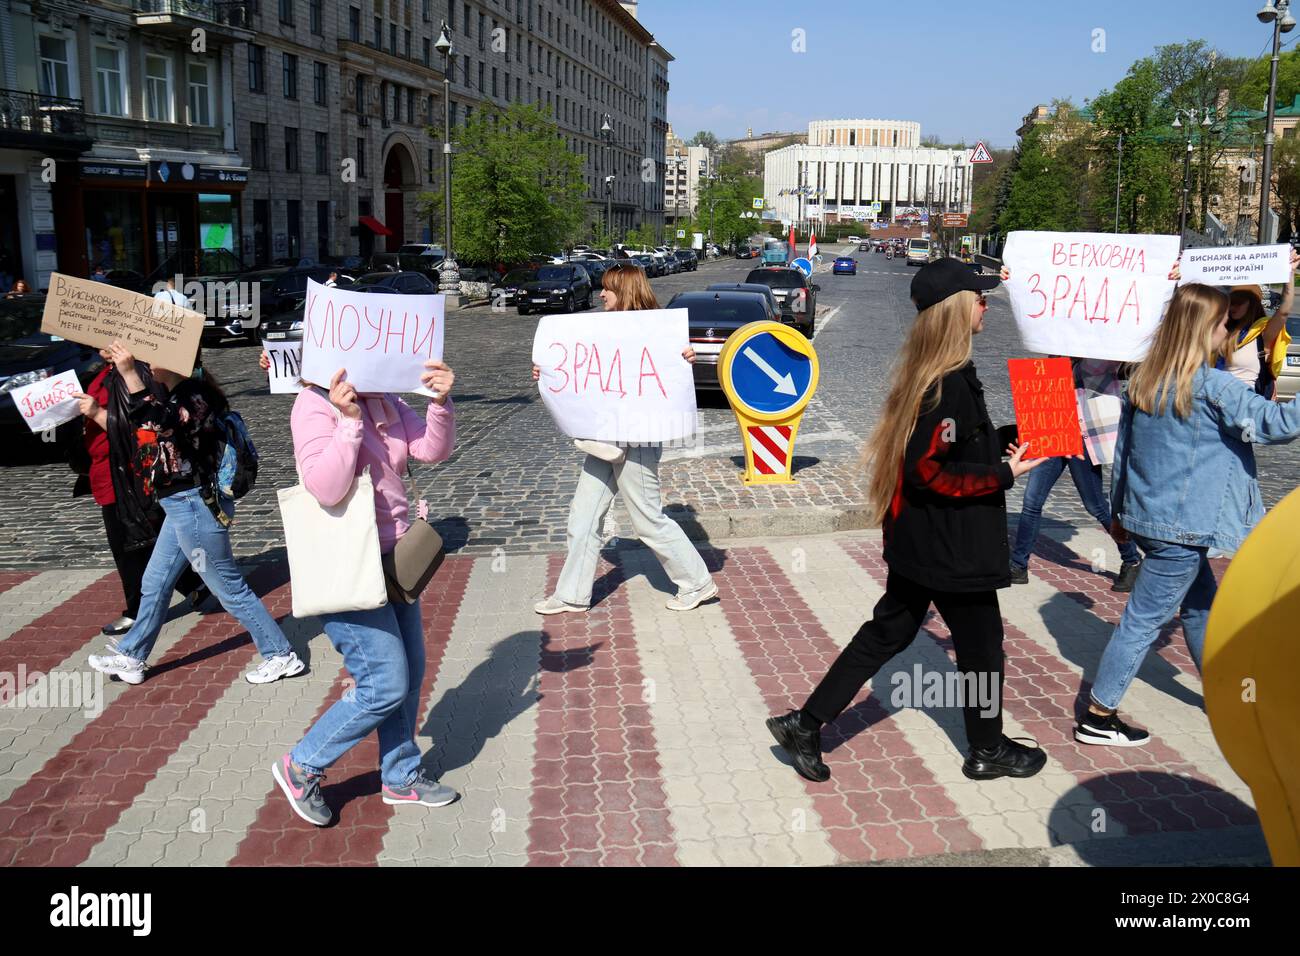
<box><xmin>1008</xmin><ymin>357</ymin><xmax>1082</xmax><ymax>458</ymax></box>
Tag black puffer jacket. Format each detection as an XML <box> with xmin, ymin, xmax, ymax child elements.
<box><xmin>882</xmin><ymin>362</ymin><xmax>1014</xmax><ymax>592</ymax></box>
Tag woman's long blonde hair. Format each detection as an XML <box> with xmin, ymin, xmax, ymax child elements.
<box><xmin>1127</xmin><ymin>282</ymin><xmax>1227</xmax><ymax>419</ymax></box>
<box><xmin>863</xmin><ymin>290</ymin><xmax>977</xmax><ymax>525</ymax></box>
<box><xmin>602</xmin><ymin>263</ymin><xmax>659</xmax><ymax>311</ymax></box>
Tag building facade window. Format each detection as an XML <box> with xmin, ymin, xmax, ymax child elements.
<box><xmin>315</xmin><ymin>131</ymin><xmax>328</xmax><ymax>174</ymax></box>
<box><xmin>313</xmin><ymin>62</ymin><xmax>327</xmax><ymax>105</ymax></box>
<box><xmin>285</xmin><ymin>126</ymin><xmax>299</xmax><ymax>171</ymax></box>
<box><xmin>357</xmin><ymin>137</ymin><xmax>366</xmax><ymax>178</ymax></box>
<box><xmin>279</xmin><ymin>0</ymin><xmax>294</xmax><ymax>24</ymax></box>
<box><xmin>93</xmin><ymin>45</ymin><xmax>126</xmax><ymax>117</ymax></box>
<box><xmin>283</xmin><ymin>53</ymin><xmax>298</xmax><ymax>99</ymax></box>
<box><xmin>187</xmin><ymin>60</ymin><xmax>212</xmax><ymax>126</ymax></box>
<box><xmin>38</xmin><ymin>35</ymin><xmax>74</xmax><ymax>99</ymax></box>
<box><xmin>251</xmin><ymin>122</ymin><xmax>268</xmax><ymax>169</ymax></box>
<box><xmin>349</xmin><ymin>6</ymin><xmax>361</xmax><ymax>41</ymax></box>
<box><xmin>355</xmin><ymin>75</ymin><xmax>367</xmax><ymax>114</ymax></box>
<box><xmin>309</xmin><ymin>0</ymin><xmax>322</xmax><ymax>34</ymax></box>
<box><xmin>373</xmin><ymin>16</ymin><xmax>382</xmax><ymax>48</ymax></box>
<box><xmin>144</xmin><ymin>54</ymin><xmax>173</xmax><ymax>123</ymax></box>
<box><xmin>423</xmin><ymin>37</ymin><xmax>431</xmax><ymax>66</ymax></box>
<box><xmin>248</xmin><ymin>44</ymin><xmax>265</xmax><ymax>93</ymax></box>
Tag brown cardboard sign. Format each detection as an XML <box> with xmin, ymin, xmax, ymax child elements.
<box><xmin>40</xmin><ymin>273</ymin><xmax>205</xmax><ymax>377</ymax></box>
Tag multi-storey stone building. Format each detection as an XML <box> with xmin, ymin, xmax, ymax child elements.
<box><xmin>663</xmin><ymin>122</ymin><xmax>710</xmax><ymax>230</ymax></box>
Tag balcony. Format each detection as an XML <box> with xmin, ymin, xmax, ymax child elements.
<box><xmin>132</xmin><ymin>0</ymin><xmax>255</xmax><ymax>40</ymax></box>
<box><xmin>0</xmin><ymin>89</ymin><xmax>92</xmax><ymax>155</ymax></box>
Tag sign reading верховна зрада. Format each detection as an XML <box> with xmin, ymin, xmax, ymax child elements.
<box><xmin>1178</xmin><ymin>244</ymin><xmax>1293</xmax><ymax>287</ymax></box>
<box><xmin>41</xmin><ymin>273</ymin><xmax>205</xmax><ymax>376</ymax></box>
<box><xmin>298</xmin><ymin>279</ymin><xmax>444</xmax><ymax>395</ymax></box>
<box><xmin>532</xmin><ymin>309</ymin><xmax>696</xmax><ymax>444</ymax></box>
<box><xmin>1002</xmin><ymin>231</ymin><xmax>1180</xmax><ymax>362</ymax></box>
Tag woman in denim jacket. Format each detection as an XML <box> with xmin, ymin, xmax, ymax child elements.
<box><xmin>1076</xmin><ymin>283</ymin><xmax>1300</xmax><ymax>747</ymax></box>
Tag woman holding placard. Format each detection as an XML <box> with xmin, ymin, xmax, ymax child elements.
<box><xmin>529</xmin><ymin>263</ymin><xmax>718</xmax><ymax>615</ymax></box>
<box><xmin>1218</xmin><ymin>257</ymin><xmax>1297</xmax><ymax>398</ymax></box>
<box><xmin>1077</xmin><ymin>283</ymin><xmax>1300</xmax><ymax>746</ymax></box>
<box><xmin>767</xmin><ymin>259</ymin><xmax>1048</xmax><ymax>783</ymax></box>
<box><xmin>272</xmin><ymin>358</ymin><xmax>457</xmax><ymax>827</ymax></box>
<box><xmin>87</xmin><ymin>342</ymin><xmax>300</xmax><ymax>687</ymax></box>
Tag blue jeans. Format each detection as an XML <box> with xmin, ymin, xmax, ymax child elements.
<box><xmin>292</xmin><ymin>599</ymin><xmax>424</xmax><ymax>788</ymax></box>
<box><xmin>1089</xmin><ymin>535</ymin><xmax>1215</xmax><ymax>711</ymax></box>
<box><xmin>1011</xmin><ymin>455</ymin><xmax>1140</xmax><ymax>569</ymax></box>
<box><xmin>117</xmin><ymin>488</ymin><xmax>291</xmax><ymax>663</ymax></box>
<box><xmin>554</xmin><ymin>445</ymin><xmax>713</xmax><ymax>605</ymax></box>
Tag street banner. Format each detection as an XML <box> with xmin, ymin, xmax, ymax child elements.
<box><xmin>10</xmin><ymin>369</ymin><xmax>82</xmax><ymax>433</ymax></box>
<box><xmin>1002</xmin><ymin>230</ymin><xmax>1180</xmax><ymax>362</ymax></box>
<box><xmin>41</xmin><ymin>273</ymin><xmax>205</xmax><ymax>376</ymax></box>
<box><xmin>532</xmin><ymin>309</ymin><xmax>696</xmax><ymax>444</ymax></box>
<box><xmin>298</xmin><ymin>279</ymin><xmax>444</xmax><ymax>395</ymax></box>
<box><xmin>1008</xmin><ymin>357</ymin><xmax>1083</xmax><ymax>458</ymax></box>
<box><xmin>1179</xmin><ymin>244</ymin><xmax>1293</xmax><ymax>287</ymax></box>
<box><xmin>265</xmin><ymin>340</ymin><xmax>304</xmax><ymax>394</ymax></box>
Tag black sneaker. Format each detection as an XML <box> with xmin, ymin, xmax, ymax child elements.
<box><xmin>962</xmin><ymin>735</ymin><xmax>1047</xmax><ymax>780</ymax></box>
<box><xmin>1009</xmin><ymin>563</ymin><xmax>1029</xmax><ymax>585</ymax></box>
<box><xmin>766</xmin><ymin>710</ymin><xmax>830</xmax><ymax>783</ymax></box>
<box><xmin>1111</xmin><ymin>560</ymin><xmax>1142</xmax><ymax>593</ymax></box>
<box><xmin>1075</xmin><ymin>710</ymin><xmax>1149</xmax><ymax>747</ymax></box>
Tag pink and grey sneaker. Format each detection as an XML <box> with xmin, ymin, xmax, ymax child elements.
<box><xmin>271</xmin><ymin>754</ymin><xmax>332</xmax><ymax>826</ymax></box>
<box><xmin>382</xmin><ymin>770</ymin><xmax>458</xmax><ymax>808</ymax></box>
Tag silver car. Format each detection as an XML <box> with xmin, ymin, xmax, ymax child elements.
<box><xmin>1277</xmin><ymin>315</ymin><xmax>1300</xmax><ymax>402</ymax></box>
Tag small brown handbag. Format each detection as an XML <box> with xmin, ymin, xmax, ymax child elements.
<box><xmin>381</xmin><ymin>466</ymin><xmax>444</xmax><ymax>605</ymax></box>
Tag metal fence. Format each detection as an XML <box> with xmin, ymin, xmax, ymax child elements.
<box><xmin>0</xmin><ymin>89</ymin><xmax>87</xmax><ymax>138</ymax></box>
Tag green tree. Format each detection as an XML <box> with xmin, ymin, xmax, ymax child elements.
<box><xmin>689</xmin><ymin>130</ymin><xmax>720</xmax><ymax>150</ymax></box>
<box><xmin>968</xmin><ymin>147</ymin><xmax>1014</xmax><ymax>235</ymax></box>
<box><xmin>998</xmin><ymin>119</ymin><xmax>1086</xmax><ymax>233</ymax></box>
<box><xmin>1235</xmin><ymin>48</ymin><xmax>1300</xmax><ymax>113</ymax></box>
<box><xmin>420</xmin><ymin>102</ymin><xmax>585</xmax><ymax>264</ymax></box>
<box><xmin>1271</xmin><ymin>137</ymin><xmax>1300</xmax><ymax>241</ymax></box>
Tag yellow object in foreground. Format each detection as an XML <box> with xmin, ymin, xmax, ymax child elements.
<box><xmin>717</xmin><ymin>321</ymin><xmax>819</xmax><ymax>486</ymax></box>
<box><xmin>1203</xmin><ymin>485</ymin><xmax>1300</xmax><ymax>866</ymax></box>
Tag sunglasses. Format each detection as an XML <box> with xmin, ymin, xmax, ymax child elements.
<box><xmin>976</xmin><ymin>294</ymin><xmax>988</xmax><ymax>307</ymax></box>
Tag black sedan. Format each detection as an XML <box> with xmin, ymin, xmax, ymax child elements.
<box><xmin>491</xmin><ymin>267</ymin><xmax>539</xmax><ymax>310</ymax></box>
<box><xmin>666</xmin><ymin>290</ymin><xmax>773</xmax><ymax>390</ymax></box>
<box><xmin>0</xmin><ymin>295</ymin><xmax>102</xmax><ymax>463</ymax></box>
<box><xmin>632</xmin><ymin>254</ymin><xmax>663</xmax><ymax>278</ymax></box>
<box><xmin>518</xmin><ymin>264</ymin><xmax>593</xmax><ymax>315</ymax></box>
<box><xmin>673</xmin><ymin>249</ymin><xmax>699</xmax><ymax>272</ymax></box>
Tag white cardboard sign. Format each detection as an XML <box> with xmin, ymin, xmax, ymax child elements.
<box><xmin>1179</xmin><ymin>244</ymin><xmax>1292</xmax><ymax>287</ymax></box>
<box><xmin>265</xmin><ymin>340</ymin><xmax>303</xmax><ymax>394</ymax></box>
<box><xmin>11</xmin><ymin>369</ymin><xmax>82</xmax><ymax>433</ymax></box>
<box><xmin>298</xmin><ymin>280</ymin><xmax>443</xmax><ymax>395</ymax></box>
<box><xmin>1002</xmin><ymin>230</ymin><xmax>1181</xmax><ymax>362</ymax></box>
<box><xmin>532</xmin><ymin>309</ymin><xmax>697</xmax><ymax>444</ymax></box>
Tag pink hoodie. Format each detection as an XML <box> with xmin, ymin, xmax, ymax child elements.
<box><xmin>290</xmin><ymin>387</ymin><xmax>456</xmax><ymax>552</ymax></box>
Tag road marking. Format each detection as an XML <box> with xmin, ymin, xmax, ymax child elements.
<box><xmin>815</xmin><ymin>304</ymin><xmax>843</xmax><ymax>334</ymax></box>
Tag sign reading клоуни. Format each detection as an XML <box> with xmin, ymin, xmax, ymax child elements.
<box><xmin>1002</xmin><ymin>231</ymin><xmax>1180</xmax><ymax>363</ymax></box>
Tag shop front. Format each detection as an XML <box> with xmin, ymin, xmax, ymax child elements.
<box><xmin>53</xmin><ymin>158</ymin><xmax>249</xmax><ymax>289</ymax></box>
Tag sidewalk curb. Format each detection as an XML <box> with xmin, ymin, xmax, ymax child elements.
<box><xmin>665</xmin><ymin>504</ymin><xmax>874</xmax><ymax>542</ymax></box>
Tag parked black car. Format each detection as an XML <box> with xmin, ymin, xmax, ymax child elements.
<box><xmin>632</xmin><ymin>254</ymin><xmax>663</xmax><ymax>278</ymax></box>
<box><xmin>584</xmin><ymin>259</ymin><xmax>615</xmax><ymax>289</ymax></box>
<box><xmin>734</xmin><ymin>245</ymin><xmax>758</xmax><ymax>259</ymax></box>
<box><xmin>0</xmin><ymin>295</ymin><xmax>102</xmax><ymax>463</ymax></box>
<box><xmin>666</xmin><ymin>291</ymin><xmax>773</xmax><ymax>390</ymax></box>
<box><xmin>518</xmin><ymin>264</ymin><xmax>593</xmax><ymax>314</ymax></box>
<box><xmin>673</xmin><ymin>249</ymin><xmax>699</xmax><ymax>272</ymax></box>
<box><xmin>704</xmin><ymin>283</ymin><xmax>782</xmax><ymax>322</ymax></box>
<box><xmin>744</xmin><ymin>267</ymin><xmax>819</xmax><ymax>337</ymax></box>
<box><xmin>351</xmin><ymin>271</ymin><xmax>439</xmax><ymax>294</ymax></box>
<box><xmin>491</xmin><ymin>267</ymin><xmax>539</xmax><ymax>310</ymax></box>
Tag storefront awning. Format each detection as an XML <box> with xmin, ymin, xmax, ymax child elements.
<box><xmin>359</xmin><ymin>215</ymin><xmax>392</xmax><ymax>236</ymax></box>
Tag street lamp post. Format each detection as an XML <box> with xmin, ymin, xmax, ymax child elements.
<box><xmin>601</xmin><ymin>114</ymin><xmax>614</xmax><ymax>244</ymax></box>
<box><xmin>1173</xmin><ymin>107</ymin><xmax>1212</xmax><ymax>248</ymax></box>
<box><xmin>1258</xmin><ymin>1</ymin><xmax>1296</xmax><ymax>242</ymax></box>
<box><xmin>1114</xmin><ymin>131</ymin><xmax>1124</xmax><ymax>233</ymax></box>
<box><xmin>434</xmin><ymin>25</ymin><xmax>458</xmax><ymax>305</ymax></box>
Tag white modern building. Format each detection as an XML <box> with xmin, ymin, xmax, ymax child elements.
<box><xmin>765</xmin><ymin>120</ymin><xmax>970</xmax><ymax>230</ymax></box>
<box><xmin>663</xmin><ymin>124</ymin><xmax>710</xmax><ymax>226</ymax></box>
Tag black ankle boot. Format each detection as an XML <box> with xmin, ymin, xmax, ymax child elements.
<box><xmin>962</xmin><ymin>735</ymin><xmax>1047</xmax><ymax>780</ymax></box>
<box><xmin>766</xmin><ymin>710</ymin><xmax>831</xmax><ymax>782</ymax></box>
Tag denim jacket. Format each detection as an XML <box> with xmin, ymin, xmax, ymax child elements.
<box><xmin>1111</xmin><ymin>366</ymin><xmax>1300</xmax><ymax>552</ymax></box>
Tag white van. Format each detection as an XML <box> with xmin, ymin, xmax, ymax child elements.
<box><xmin>905</xmin><ymin>238</ymin><xmax>932</xmax><ymax>266</ymax></box>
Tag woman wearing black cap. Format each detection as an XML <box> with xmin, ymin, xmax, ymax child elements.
<box><xmin>767</xmin><ymin>258</ymin><xmax>1048</xmax><ymax>782</ymax></box>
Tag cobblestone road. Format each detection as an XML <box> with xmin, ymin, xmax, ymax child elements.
<box><xmin>1</xmin><ymin>244</ymin><xmax>1296</xmax><ymax>568</ymax></box>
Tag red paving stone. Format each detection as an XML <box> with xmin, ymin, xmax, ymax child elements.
<box><xmin>710</xmin><ymin>544</ymin><xmax>985</xmax><ymax>863</ymax></box>
<box><xmin>0</xmin><ymin>565</ymin><xmax>289</xmax><ymax>866</ymax></box>
<box><xmin>230</xmin><ymin>556</ymin><xmax>472</xmax><ymax>866</ymax></box>
<box><xmin>0</xmin><ymin>570</ymin><xmax>36</xmax><ymax>596</ymax></box>
<box><xmin>525</xmin><ymin>552</ymin><xmax>678</xmax><ymax>867</ymax></box>
<box><xmin>838</xmin><ymin>538</ymin><xmax>1258</xmax><ymax>843</ymax></box>
<box><xmin>0</xmin><ymin>572</ymin><xmax>119</xmax><ymax>703</ymax></box>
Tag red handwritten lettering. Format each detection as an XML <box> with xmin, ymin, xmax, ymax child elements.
<box><xmin>547</xmin><ymin>342</ymin><xmax>570</xmax><ymax>393</ymax></box>
<box><xmin>637</xmin><ymin>347</ymin><xmax>666</xmax><ymax>398</ymax></box>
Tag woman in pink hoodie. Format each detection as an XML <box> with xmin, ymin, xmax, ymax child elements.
<box><xmin>270</xmin><ymin>359</ymin><xmax>458</xmax><ymax>827</ymax></box>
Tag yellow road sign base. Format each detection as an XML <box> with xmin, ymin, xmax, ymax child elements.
<box><xmin>742</xmin><ymin>473</ymin><xmax>795</xmax><ymax>486</ymax></box>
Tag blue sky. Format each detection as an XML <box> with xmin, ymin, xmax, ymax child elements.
<box><xmin>636</xmin><ymin>0</ymin><xmax>1291</xmax><ymax>149</ymax></box>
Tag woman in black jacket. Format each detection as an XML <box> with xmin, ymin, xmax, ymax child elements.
<box><xmin>767</xmin><ymin>259</ymin><xmax>1048</xmax><ymax>782</ymax></box>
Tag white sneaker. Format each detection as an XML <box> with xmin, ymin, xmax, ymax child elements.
<box><xmin>533</xmin><ymin>596</ymin><xmax>588</xmax><ymax>615</ymax></box>
<box><xmin>88</xmin><ymin>644</ymin><xmax>146</xmax><ymax>685</ymax></box>
<box><xmin>245</xmin><ymin>651</ymin><xmax>305</xmax><ymax>685</ymax></box>
<box><xmin>666</xmin><ymin>581</ymin><xmax>719</xmax><ymax>612</ymax></box>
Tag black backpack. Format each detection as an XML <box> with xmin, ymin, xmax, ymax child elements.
<box><xmin>214</xmin><ymin>409</ymin><xmax>259</xmax><ymax>499</ymax></box>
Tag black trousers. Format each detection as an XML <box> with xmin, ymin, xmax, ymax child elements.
<box><xmin>803</xmin><ymin>571</ymin><xmax>1005</xmax><ymax>751</ymax></box>
<box><xmin>101</xmin><ymin>503</ymin><xmax>202</xmax><ymax>619</ymax></box>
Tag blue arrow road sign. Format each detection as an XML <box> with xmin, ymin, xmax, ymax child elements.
<box><xmin>729</xmin><ymin>331</ymin><xmax>814</xmax><ymax>415</ymax></box>
<box><xmin>791</xmin><ymin>257</ymin><xmax>812</xmax><ymax>277</ymax></box>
